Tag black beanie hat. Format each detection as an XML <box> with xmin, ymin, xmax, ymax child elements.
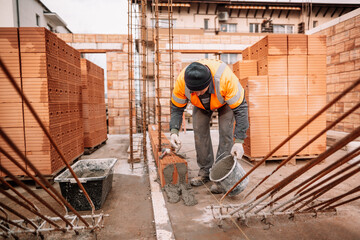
<box><xmin>184</xmin><ymin>62</ymin><xmax>212</xmax><ymax>91</ymax></box>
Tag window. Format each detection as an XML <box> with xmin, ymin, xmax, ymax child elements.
<box><xmin>205</xmin><ymin>53</ymin><xmax>209</xmax><ymax>59</ymax></box>
<box><xmin>220</xmin><ymin>23</ymin><xmax>237</xmax><ymax>32</ymax></box>
<box><xmin>204</xmin><ymin>19</ymin><xmax>209</xmax><ymax>30</ymax></box>
<box><xmin>313</xmin><ymin>21</ymin><xmax>318</xmax><ymax>28</ymax></box>
<box><xmin>273</xmin><ymin>24</ymin><xmax>294</xmax><ymax>34</ymax></box>
<box><xmin>249</xmin><ymin>23</ymin><xmax>260</xmax><ymax>33</ymax></box>
<box><xmin>221</xmin><ymin>54</ymin><xmax>238</xmax><ymax>65</ymax></box>
<box><xmin>36</xmin><ymin>14</ymin><xmax>40</xmax><ymax>26</ymax></box>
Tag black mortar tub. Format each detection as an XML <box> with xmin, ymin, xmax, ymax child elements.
<box><xmin>55</xmin><ymin>158</ymin><xmax>117</xmax><ymax>211</ymax></box>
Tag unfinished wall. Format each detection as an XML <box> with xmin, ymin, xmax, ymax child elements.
<box><xmin>312</xmin><ymin>11</ymin><xmax>360</xmax><ymax>133</ymax></box>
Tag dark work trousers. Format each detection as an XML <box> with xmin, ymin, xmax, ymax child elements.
<box><xmin>193</xmin><ymin>104</ymin><xmax>235</xmax><ymax>177</ymax></box>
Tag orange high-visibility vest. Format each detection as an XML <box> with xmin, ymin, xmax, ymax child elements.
<box><xmin>171</xmin><ymin>59</ymin><xmax>244</xmax><ymax>110</ymax></box>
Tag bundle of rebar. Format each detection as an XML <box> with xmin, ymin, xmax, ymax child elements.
<box><xmin>209</xmin><ymin>77</ymin><xmax>360</xmax><ymax>223</ymax></box>
<box><xmin>0</xmin><ymin>58</ymin><xmax>107</xmax><ymax>238</ymax></box>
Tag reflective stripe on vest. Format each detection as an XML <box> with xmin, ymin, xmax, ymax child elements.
<box><xmin>185</xmin><ymin>84</ymin><xmax>191</xmax><ymax>100</ymax></box>
<box><xmin>226</xmin><ymin>82</ymin><xmax>242</xmax><ymax>106</ymax></box>
<box><xmin>184</xmin><ymin>62</ymin><xmax>227</xmax><ymax>104</ymax></box>
<box><xmin>172</xmin><ymin>92</ymin><xmax>188</xmax><ymax>104</ymax></box>
<box><xmin>213</xmin><ymin>62</ymin><xmax>227</xmax><ymax>104</ymax></box>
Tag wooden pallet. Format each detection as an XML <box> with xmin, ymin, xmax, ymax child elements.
<box><xmin>243</xmin><ymin>154</ymin><xmax>319</xmax><ymax>166</ymax></box>
<box><xmin>84</xmin><ymin>139</ymin><xmax>107</xmax><ymax>155</ymax></box>
<box><xmin>1</xmin><ymin>153</ymin><xmax>83</xmax><ymax>189</ymax></box>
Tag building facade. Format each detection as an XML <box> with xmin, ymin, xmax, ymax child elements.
<box><xmin>0</xmin><ymin>0</ymin><xmax>71</xmax><ymax>33</ymax></box>
<box><xmin>145</xmin><ymin>0</ymin><xmax>359</xmax><ymax>64</ymax></box>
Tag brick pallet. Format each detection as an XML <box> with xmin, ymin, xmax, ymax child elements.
<box><xmin>0</xmin><ymin>27</ymin><xmax>83</xmax><ymax>176</ymax></box>
<box><xmin>234</xmin><ymin>34</ymin><xmax>326</xmax><ymax>161</ymax></box>
<box><xmin>81</xmin><ymin>59</ymin><xmax>107</xmax><ymax>149</ymax></box>
<box><xmin>148</xmin><ymin>125</ymin><xmax>188</xmax><ymax>187</ymax></box>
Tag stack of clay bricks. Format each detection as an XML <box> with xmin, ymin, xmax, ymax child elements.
<box><xmin>316</xmin><ymin>14</ymin><xmax>360</xmax><ymax>133</ymax></box>
<box><xmin>0</xmin><ymin>27</ymin><xmax>84</xmax><ymax>176</ymax></box>
<box><xmin>235</xmin><ymin>34</ymin><xmax>326</xmax><ymax>159</ymax></box>
<box><xmin>81</xmin><ymin>58</ymin><xmax>107</xmax><ymax>148</ymax></box>
<box><xmin>0</xmin><ymin>28</ymin><xmax>25</xmax><ymax>176</ymax></box>
<box><xmin>148</xmin><ymin>124</ymin><xmax>187</xmax><ymax>187</ymax></box>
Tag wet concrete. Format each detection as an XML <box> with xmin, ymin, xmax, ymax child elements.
<box><xmin>163</xmin><ymin>163</ymin><xmax>198</xmax><ymax>206</ymax></box>
<box><xmin>210</xmin><ymin>155</ymin><xmax>233</xmax><ymax>180</ymax></box>
<box><xmin>179</xmin><ymin>184</ymin><xmax>197</xmax><ymax>206</ymax></box>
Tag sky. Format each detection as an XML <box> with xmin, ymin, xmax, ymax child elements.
<box><xmin>41</xmin><ymin>0</ymin><xmax>128</xmax><ymax>34</ymax></box>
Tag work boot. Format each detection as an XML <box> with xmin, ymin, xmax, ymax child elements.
<box><xmin>190</xmin><ymin>176</ymin><xmax>209</xmax><ymax>187</ymax></box>
<box><xmin>210</xmin><ymin>183</ymin><xmax>225</xmax><ymax>194</ymax></box>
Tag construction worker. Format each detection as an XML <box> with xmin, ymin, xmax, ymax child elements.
<box><xmin>170</xmin><ymin>59</ymin><xmax>249</xmax><ymax>194</ymax></box>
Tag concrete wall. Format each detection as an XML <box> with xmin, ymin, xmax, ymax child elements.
<box><xmin>310</xmin><ymin>9</ymin><xmax>360</xmax><ymax>133</ymax></box>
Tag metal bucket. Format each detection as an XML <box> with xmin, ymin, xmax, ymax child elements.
<box><xmin>209</xmin><ymin>155</ymin><xmax>249</xmax><ymax>196</ymax></box>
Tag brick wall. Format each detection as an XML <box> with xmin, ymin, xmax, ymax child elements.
<box><xmin>315</xmin><ymin>13</ymin><xmax>360</xmax><ymax>133</ymax></box>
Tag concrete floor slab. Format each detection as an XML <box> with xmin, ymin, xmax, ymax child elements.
<box><xmin>162</xmin><ymin>130</ymin><xmax>360</xmax><ymax>240</ymax></box>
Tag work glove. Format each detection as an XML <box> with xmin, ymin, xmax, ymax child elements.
<box><xmin>231</xmin><ymin>143</ymin><xmax>244</xmax><ymax>160</ymax></box>
<box><xmin>170</xmin><ymin>133</ymin><xmax>182</xmax><ymax>152</ymax></box>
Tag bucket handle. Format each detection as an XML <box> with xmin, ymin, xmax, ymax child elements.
<box><xmin>215</xmin><ymin>152</ymin><xmax>227</xmax><ymax>163</ymax></box>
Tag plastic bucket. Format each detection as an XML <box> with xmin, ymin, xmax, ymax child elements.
<box><xmin>54</xmin><ymin>158</ymin><xmax>117</xmax><ymax>211</ymax></box>
<box><xmin>209</xmin><ymin>155</ymin><xmax>249</xmax><ymax>196</ymax></box>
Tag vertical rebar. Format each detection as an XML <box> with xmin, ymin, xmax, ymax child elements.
<box><xmin>155</xmin><ymin>0</ymin><xmax>161</xmax><ymax>152</ymax></box>
<box><xmin>168</xmin><ymin>0</ymin><xmax>174</xmax><ymax>108</ymax></box>
<box><xmin>141</xmin><ymin>0</ymin><xmax>148</xmax><ymax>162</ymax></box>
<box><xmin>128</xmin><ymin>0</ymin><xmax>134</xmax><ymax>167</ymax></box>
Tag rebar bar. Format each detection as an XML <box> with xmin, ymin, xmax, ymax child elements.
<box><xmin>323</xmin><ymin>195</ymin><xmax>360</xmax><ymax>210</ymax></box>
<box><xmin>0</xmin><ymin>177</ymin><xmax>40</xmax><ymax>213</ymax></box>
<box><xmin>221</xmin><ymin>77</ymin><xmax>360</xmax><ymax>202</ymax></box>
<box><xmin>0</xmin><ymin>153</ymin><xmax>71</xmax><ymax>227</ymax></box>
<box><xmin>0</xmin><ymin>58</ymin><xmax>95</xmax><ymax>216</ymax></box>
<box><xmin>141</xmin><ymin>0</ymin><xmax>148</xmax><ymax>162</ymax></box>
<box><xmin>293</xmin><ymin>166</ymin><xmax>360</xmax><ymax>212</ymax></box>
<box><xmin>0</xmin><ymin>187</ymin><xmax>62</xmax><ymax>229</ymax></box>
<box><xmin>0</xmin><ymin>215</ymin><xmax>27</xmax><ymax>231</ymax></box>
<box><xmin>155</xmin><ymin>0</ymin><xmax>162</xmax><ymax>152</ymax></box>
<box><xmin>267</xmin><ymin>153</ymin><xmax>360</xmax><ymax>213</ymax></box>
<box><xmin>296</xmin><ymin>147</ymin><xmax>360</xmax><ymax>195</ymax></box>
<box><xmin>304</xmin><ymin>185</ymin><xmax>360</xmax><ymax>212</ymax></box>
<box><xmin>128</xmin><ymin>0</ymin><xmax>134</xmax><ymax>167</ymax></box>
<box><xmin>0</xmin><ymin>58</ymin><xmax>92</xmax><ymax>225</ymax></box>
<box><xmin>168</xmin><ymin>0</ymin><xmax>174</xmax><ymax>111</ymax></box>
<box><xmin>244</xmin><ymin>101</ymin><xmax>360</xmax><ymax>199</ymax></box>
<box><xmin>0</xmin><ymin>148</ymin><xmax>67</xmax><ymax>214</ymax></box>
<box><xmin>230</xmin><ymin>126</ymin><xmax>360</xmax><ymax>216</ymax></box>
<box><xmin>0</xmin><ymin>202</ymin><xmax>38</xmax><ymax>230</ymax></box>
<box><xmin>275</xmin><ymin>159</ymin><xmax>360</xmax><ymax>213</ymax></box>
